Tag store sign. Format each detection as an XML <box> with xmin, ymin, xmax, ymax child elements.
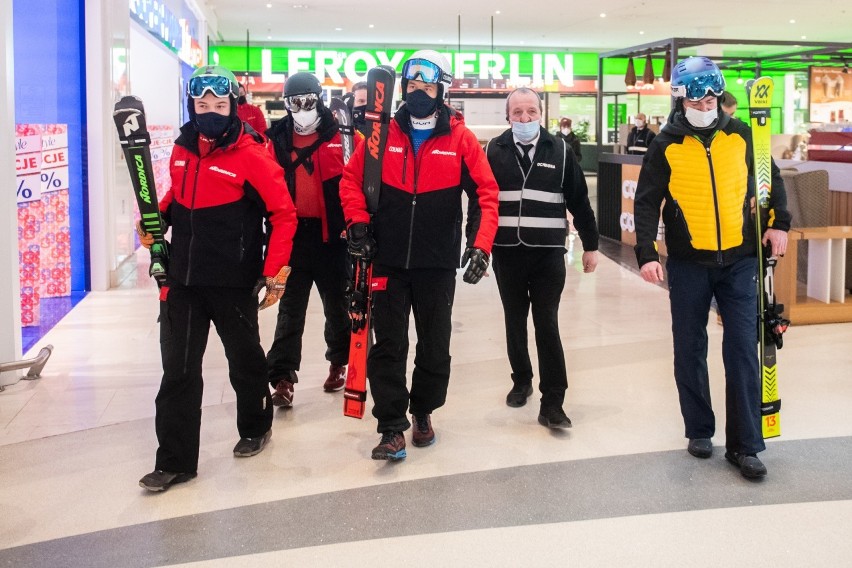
<box><xmin>215</xmin><ymin>46</ymin><xmax>575</xmax><ymax>87</ymax></box>
<box><xmin>130</xmin><ymin>0</ymin><xmax>201</xmax><ymax>66</ymax></box>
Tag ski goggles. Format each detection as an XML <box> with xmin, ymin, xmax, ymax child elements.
<box><xmin>188</xmin><ymin>74</ymin><xmax>236</xmax><ymax>99</ymax></box>
<box><xmin>285</xmin><ymin>93</ymin><xmax>319</xmax><ymax>112</ymax></box>
<box><xmin>671</xmin><ymin>73</ymin><xmax>726</xmax><ymax>101</ymax></box>
<box><xmin>402</xmin><ymin>58</ymin><xmax>453</xmax><ymax>85</ymax></box>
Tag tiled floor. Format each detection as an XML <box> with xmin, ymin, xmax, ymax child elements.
<box><xmin>1</xmin><ymin>214</ymin><xmax>851</xmax><ymax>565</ymax></box>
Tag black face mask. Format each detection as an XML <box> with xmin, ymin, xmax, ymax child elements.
<box><xmin>195</xmin><ymin>112</ymin><xmax>231</xmax><ymax>139</ymax></box>
<box><xmin>237</xmin><ymin>95</ymin><xmax>247</xmax><ymax>105</ymax></box>
<box><xmin>405</xmin><ymin>89</ymin><xmax>438</xmax><ymax>119</ymax></box>
<box><xmin>352</xmin><ymin>104</ymin><xmax>366</xmax><ymax>128</ymax></box>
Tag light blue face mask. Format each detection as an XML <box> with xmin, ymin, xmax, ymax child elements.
<box><xmin>511</xmin><ymin>120</ymin><xmax>540</xmax><ymax>143</ymax></box>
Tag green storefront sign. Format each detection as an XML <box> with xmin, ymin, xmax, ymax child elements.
<box><xmin>211</xmin><ymin>45</ymin><xmax>603</xmax><ymax>86</ymax></box>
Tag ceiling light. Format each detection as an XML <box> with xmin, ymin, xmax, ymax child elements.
<box><xmin>334</xmin><ymin>27</ymin><xmax>342</xmax><ymax>31</ymax></box>
<box><xmin>600</xmin><ymin>13</ymin><xmax>606</xmax><ymax>18</ymax></box>
<box><xmin>267</xmin><ymin>35</ymin><xmax>272</xmax><ymax>39</ymax></box>
<box><xmin>625</xmin><ymin>57</ymin><xmax>637</xmax><ymax>87</ymax></box>
<box><xmin>369</xmin><ymin>24</ymin><xmax>374</xmax><ymax>28</ymax></box>
<box><xmin>736</xmin><ymin>71</ymin><xmax>744</xmax><ymax>85</ymax></box>
<box><xmin>789</xmin><ymin>19</ymin><xmax>795</xmax><ymax>23</ymax></box>
<box><xmin>639</xmin><ymin>30</ymin><xmax>645</xmax><ymax>35</ymax></box>
<box><xmin>801</xmin><ymin>35</ymin><xmax>807</xmax><ymax>39</ymax></box>
<box><xmin>266</xmin><ymin>3</ymin><xmax>272</xmax><ymax>7</ymax></box>
<box><xmin>495</xmin><ymin>10</ymin><xmax>501</xmax><ymax>14</ymax></box>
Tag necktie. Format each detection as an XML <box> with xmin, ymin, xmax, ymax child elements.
<box><xmin>517</xmin><ymin>143</ymin><xmax>533</xmax><ymax>174</ymax></box>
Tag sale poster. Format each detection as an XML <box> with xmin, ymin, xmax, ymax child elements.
<box><xmin>39</xmin><ymin>124</ymin><xmax>71</xmax><ymax>298</ymax></box>
<box><xmin>15</xmin><ymin>124</ymin><xmax>43</xmax><ymax>326</ymax></box>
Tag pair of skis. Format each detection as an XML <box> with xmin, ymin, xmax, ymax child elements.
<box><xmin>113</xmin><ymin>96</ymin><xmax>169</xmax><ymax>287</ymax></box>
<box><xmin>342</xmin><ymin>65</ymin><xmax>395</xmax><ymax>419</ymax></box>
<box><xmin>746</xmin><ymin>77</ymin><xmax>790</xmax><ymax>439</ymax></box>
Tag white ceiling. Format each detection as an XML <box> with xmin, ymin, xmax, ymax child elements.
<box><xmin>205</xmin><ymin>0</ymin><xmax>852</xmax><ymax>54</ymax></box>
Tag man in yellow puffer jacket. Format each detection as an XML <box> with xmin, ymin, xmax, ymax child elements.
<box><xmin>634</xmin><ymin>57</ymin><xmax>791</xmax><ymax>480</ymax></box>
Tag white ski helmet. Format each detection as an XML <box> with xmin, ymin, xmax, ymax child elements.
<box><xmin>401</xmin><ymin>50</ymin><xmax>453</xmax><ymax>100</ymax></box>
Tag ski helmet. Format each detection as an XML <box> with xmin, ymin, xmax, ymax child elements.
<box><xmin>284</xmin><ymin>72</ymin><xmax>323</xmax><ymax>98</ymax></box>
<box><xmin>670</xmin><ymin>56</ymin><xmax>725</xmax><ymax>101</ymax></box>
<box><xmin>401</xmin><ymin>50</ymin><xmax>453</xmax><ymax>100</ymax></box>
<box><xmin>188</xmin><ymin>65</ymin><xmax>240</xmax><ymax>99</ymax></box>
<box><xmin>187</xmin><ymin>65</ymin><xmax>239</xmax><ymax>120</ymax></box>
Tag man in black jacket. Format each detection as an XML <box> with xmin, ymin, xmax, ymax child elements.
<box><xmin>486</xmin><ymin>87</ymin><xmax>599</xmax><ymax>429</ymax></box>
<box><xmin>265</xmin><ymin>72</ymin><xmax>350</xmax><ymax>408</ymax></box>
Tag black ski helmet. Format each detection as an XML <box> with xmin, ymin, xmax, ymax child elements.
<box><xmin>284</xmin><ymin>72</ymin><xmax>323</xmax><ymax>99</ymax></box>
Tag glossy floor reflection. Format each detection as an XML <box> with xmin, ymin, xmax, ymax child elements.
<box><xmin>1</xmin><ymin>233</ymin><xmax>851</xmax><ymax>566</ymax></box>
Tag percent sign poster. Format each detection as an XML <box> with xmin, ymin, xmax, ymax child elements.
<box><xmin>15</xmin><ymin>124</ymin><xmax>43</xmax><ymax>326</ymax></box>
<box><xmin>39</xmin><ymin>124</ymin><xmax>71</xmax><ymax>298</ymax></box>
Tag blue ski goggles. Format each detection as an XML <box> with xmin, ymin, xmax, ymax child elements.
<box><xmin>402</xmin><ymin>58</ymin><xmax>452</xmax><ymax>85</ymax></box>
<box><xmin>188</xmin><ymin>74</ymin><xmax>236</xmax><ymax>99</ymax></box>
<box><xmin>284</xmin><ymin>93</ymin><xmax>319</xmax><ymax>112</ymax></box>
<box><xmin>671</xmin><ymin>73</ymin><xmax>726</xmax><ymax>101</ymax></box>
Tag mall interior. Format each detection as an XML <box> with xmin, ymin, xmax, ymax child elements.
<box><xmin>1</xmin><ymin>1</ymin><xmax>851</xmax><ymax>566</ymax></box>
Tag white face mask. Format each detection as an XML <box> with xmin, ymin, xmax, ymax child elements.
<box><xmin>292</xmin><ymin>108</ymin><xmax>320</xmax><ymax>135</ymax></box>
<box><xmin>512</xmin><ymin>120</ymin><xmax>540</xmax><ymax>144</ymax></box>
<box><xmin>634</xmin><ymin>120</ymin><xmax>645</xmax><ymax>129</ymax></box>
<box><xmin>561</xmin><ymin>127</ymin><xmax>570</xmax><ymax>135</ymax></box>
<box><xmin>684</xmin><ymin>107</ymin><xmax>718</xmax><ymax>129</ymax></box>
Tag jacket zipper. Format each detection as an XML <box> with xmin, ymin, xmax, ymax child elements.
<box><xmin>404</xmin><ymin>142</ymin><xmax>418</xmax><ymax>269</ymax></box>
<box><xmin>186</xmin><ymin>158</ymin><xmax>201</xmax><ymax>284</ymax></box>
<box><xmin>701</xmin><ymin>138</ymin><xmax>724</xmax><ymax>264</ymax></box>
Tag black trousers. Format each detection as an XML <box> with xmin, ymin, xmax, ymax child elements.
<box><xmin>155</xmin><ymin>281</ymin><xmax>272</xmax><ymax>473</ymax></box>
<box><xmin>266</xmin><ymin>219</ymin><xmax>350</xmax><ymax>384</ymax></box>
<box><xmin>367</xmin><ymin>265</ymin><xmax>456</xmax><ymax>433</ymax></box>
<box><xmin>492</xmin><ymin>246</ymin><xmax>568</xmax><ymax>410</ymax></box>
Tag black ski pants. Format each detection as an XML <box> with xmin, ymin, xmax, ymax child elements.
<box><xmin>266</xmin><ymin>219</ymin><xmax>350</xmax><ymax>385</ymax></box>
<box><xmin>492</xmin><ymin>246</ymin><xmax>568</xmax><ymax>410</ymax></box>
<box><xmin>155</xmin><ymin>281</ymin><xmax>272</xmax><ymax>473</ymax></box>
<box><xmin>367</xmin><ymin>265</ymin><xmax>456</xmax><ymax>433</ymax></box>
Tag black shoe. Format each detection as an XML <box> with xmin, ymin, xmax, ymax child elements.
<box><xmin>506</xmin><ymin>384</ymin><xmax>534</xmax><ymax>407</ymax></box>
<box><xmin>725</xmin><ymin>451</ymin><xmax>767</xmax><ymax>479</ymax></box>
<box><xmin>371</xmin><ymin>431</ymin><xmax>406</xmax><ymax>461</ymax></box>
<box><xmin>139</xmin><ymin>470</ymin><xmax>197</xmax><ymax>492</ymax></box>
<box><xmin>687</xmin><ymin>438</ymin><xmax>713</xmax><ymax>458</ymax></box>
<box><xmin>233</xmin><ymin>429</ymin><xmax>272</xmax><ymax>457</ymax></box>
<box><xmin>538</xmin><ymin>407</ymin><xmax>572</xmax><ymax>429</ymax></box>
<box><xmin>411</xmin><ymin>414</ymin><xmax>435</xmax><ymax>447</ymax></box>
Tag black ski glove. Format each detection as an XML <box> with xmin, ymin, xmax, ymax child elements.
<box><xmin>347</xmin><ymin>222</ymin><xmax>376</xmax><ymax>260</ymax></box>
<box><xmin>461</xmin><ymin>247</ymin><xmax>489</xmax><ymax>284</ymax></box>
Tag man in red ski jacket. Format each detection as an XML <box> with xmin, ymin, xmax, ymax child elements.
<box><xmin>236</xmin><ymin>83</ymin><xmax>267</xmax><ymax>136</ymax></box>
<box><xmin>340</xmin><ymin>50</ymin><xmax>499</xmax><ymax>461</ymax></box>
<box><xmin>138</xmin><ymin>65</ymin><xmax>297</xmax><ymax>493</ymax></box>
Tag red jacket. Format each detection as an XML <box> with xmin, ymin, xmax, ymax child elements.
<box><xmin>161</xmin><ymin>119</ymin><xmax>296</xmax><ymax>287</ymax></box>
<box><xmin>237</xmin><ymin>102</ymin><xmax>267</xmax><ymax>136</ymax></box>
<box><xmin>339</xmin><ymin>105</ymin><xmax>499</xmax><ymax>270</ymax></box>
<box><xmin>266</xmin><ymin>110</ymin><xmax>346</xmax><ymax>242</ymax></box>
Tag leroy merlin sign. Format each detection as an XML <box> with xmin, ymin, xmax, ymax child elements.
<box><xmin>212</xmin><ymin>46</ymin><xmax>579</xmax><ymax>86</ymax></box>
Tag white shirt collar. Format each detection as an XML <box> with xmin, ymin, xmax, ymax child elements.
<box><xmin>512</xmin><ymin>133</ymin><xmax>540</xmax><ymax>155</ymax></box>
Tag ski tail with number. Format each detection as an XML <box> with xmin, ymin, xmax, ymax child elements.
<box><xmin>330</xmin><ymin>96</ymin><xmax>355</xmax><ymax>164</ymax></box>
<box><xmin>113</xmin><ymin>95</ymin><xmax>169</xmax><ymax>286</ymax></box>
<box><xmin>746</xmin><ymin>77</ymin><xmax>789</xmax><ymax>439</ymax></box>
<box><xmin>343</xmin><ymin>65</ymin><xmax>396</xmax><ymax>419</ymax></box>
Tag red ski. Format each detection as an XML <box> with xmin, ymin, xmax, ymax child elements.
<box><xmin>343</xmin><ymin>65</ymin><xmax>395</xmax><ymax>418</ymax></box>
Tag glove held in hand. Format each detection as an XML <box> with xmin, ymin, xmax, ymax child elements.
<box><xmin>255</xmin><ymin>266</ymin><xmax>291</xmax><ymax>310</ymax></box>
<box><xmin>461</xmin><ymin>247</ymin><xmax>489</xmax><ymax>284</ymax></box>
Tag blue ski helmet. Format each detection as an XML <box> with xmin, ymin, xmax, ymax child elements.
<box><xmin>670</xmin><ymin>57</ymin><xmax>725</xmax><ymax>101</ymax></box>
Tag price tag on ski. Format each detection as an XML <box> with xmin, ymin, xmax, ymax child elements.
<box><xmin>746</xmin><ymin>77</ymin><xmax>786</xmax><ymax>439</ymax></box>
<box><xmin>343</xmin><ymin>65</ymin><xmax>395</xmax><ymax>419</ymax></box>
<box><xmin>113</xmin><ymin>95</ymin><xmax>169</xmax><ymax>287</ymax></box>
<box><xmin>330</xmin><ymin>96</ymin><xmax>355</xmax><ymax>164</ymax></box>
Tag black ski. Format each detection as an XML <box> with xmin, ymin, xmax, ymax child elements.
<box><xmin>113</xmin><ymin>95</ymin><xmax>169</xmax><ymax>286</ymax></box>
<box><xmin>343</xmin><ymin>65</ymin><xmax>396</xmax><ymax>419</ymax></box>
<box><xmin>330</xmin><ymin>96</ymin><xmax>355</xmax><ymax>164</ymax></box>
